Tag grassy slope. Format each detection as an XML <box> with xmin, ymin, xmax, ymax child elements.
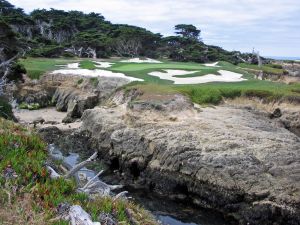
<box><xmin>238</xmin><ymin>63</ymin><xmax>284</xmax><ymax>75</ymax></box>
<box><xmin>0</xmin><ymin>119</ymin><xmax>157</xmax><ymax>225</ymax></box>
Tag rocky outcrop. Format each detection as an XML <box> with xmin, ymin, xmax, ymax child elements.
<box><xmin>279</xmin><ymin>110</ymin><xmax>300</xmax><ymax>137</ymax></box>
<box><xmin>15</xmin><ymin>74</ymin><xmax>131</xmax><ymax>121</ymax></box>
<box><xmin>15</xmin><ymin>82</ymin><xmax>56</xmax><ymax>107</ymax></box>
<box><xmin>52</xmin><ymin>87</ymin><xmax>98</xmax><ymax>122</ymax></box>
<box><xmin>73</xmin><ymin>92</ymin><xmax>300</xmax><ymax>225</ymax></box>
<box><xmin>282</xmin><ymin>62</ymin><xmax>300</xmax><ymax>77</ymax></box>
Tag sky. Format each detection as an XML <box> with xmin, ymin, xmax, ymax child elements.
<box><xmin>9</xmin><ymin>0</ymin><xmax>300</xmax><ymax>57</ymax></box>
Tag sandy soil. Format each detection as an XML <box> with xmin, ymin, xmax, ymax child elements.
<box><xmin>14</xmin><ymin>107</ymin><xmax>82</xmax><ymax>130</ymax></box>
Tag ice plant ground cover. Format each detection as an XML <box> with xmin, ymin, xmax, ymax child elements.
<box><xmin>0</xmin><ymin>118</ymin><xmax>158</xmax><ymax>224</ymax></box>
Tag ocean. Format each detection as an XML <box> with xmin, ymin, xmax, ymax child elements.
<box><xmin>264</xmin><ymin>56</ymin><xmax>300</xmax><ymax>61</ymax></box>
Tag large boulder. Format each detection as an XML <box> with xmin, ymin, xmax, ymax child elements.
<box><xmin>79</xmin><ymin>93</ymin><xmax>300</xmax><ymax>225</ymax></box>
<box><xmin>15</xmin><ymin>82</ymin><xmax>56</xmax><ymax>107</ymax></box>
<box><xmin>52</xmin><ymin>87</ymin><xmax>98</xmax><ymax>120</ymax></box>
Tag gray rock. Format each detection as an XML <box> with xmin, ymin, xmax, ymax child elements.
<box><xmin>79</xmin><ymin>94</ymin><xmax>300</xmax><ymax>225</ymax></box>
<box><xmin>279</xmin><ymin>110</ymin><xmax>300</xmax><ymax>137</ymax></box>
<box><xmin>52</xmin><ymin>87</ymin><xmax>98</xmax><ymax>118</ymax></box>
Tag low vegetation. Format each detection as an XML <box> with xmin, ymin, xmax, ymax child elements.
<box><xmin>0</xmin><ymin>119</ymin><xmax>157</xmax><ymax>224</ymax></box>
<box><xmin>238</xmin><ymin>63</ymin><xmax>285</xmax><ymax>75</ymax></box>
<box><xmin>124</xmin><ymin>80</ymin><xmax>300</xmax><ymax>105</ymax></box>
<box><xmin>0</xmin><ymin>96</ymin><xmax>14</xmax><ymax>120</ymax></box>
<box><xmin>19</xmin><ymin>102</ymin><xmax>41</xmax><ymax>110</ymax></box>
<box><xmin>89</xmin><ymin>77</ymin><xmax>99</xmax><ymax>87</ymax></box>
<box><xmin>176</xmin><ymin>81</ymin><xmax>300</xmax><ymax>104</ymax></box>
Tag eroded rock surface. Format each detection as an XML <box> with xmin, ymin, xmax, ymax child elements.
<box><xmin>15</xmin><ymin>75</ymin><xmax>300</xmax><ymax>224</ymax></box>
<box><xmin>76</xmin><ymin>91</ymin><xmax>300</xmax><ymax>225</ymax></box>
<box><xmin>15</xmin><ymin>74</ymin><xmax>130</xmax><ymax>122</ymax></box>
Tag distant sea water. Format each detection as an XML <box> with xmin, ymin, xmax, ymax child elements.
<box><xmin>265</xmin><ymin>56</ymin><xmax>300</xmax><ymax>61</ymax></box>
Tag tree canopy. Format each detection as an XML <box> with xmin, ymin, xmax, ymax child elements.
<box><xmin>0</xmin><ymin>0</ymin><xmax>248</xmax><ymax>64</ymax></box>
<box><xmin>175</xmin><ymin>24</ymin><xmax>201</xmax><ymax>40</ymax></box>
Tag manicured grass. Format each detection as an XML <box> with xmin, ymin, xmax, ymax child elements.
<box><xmin>108</xmin><ymin>61</ymin><xmax>232</xmax><ymax>84</ymax></box>
<box><xmin>79</xmin><ymin>60</ymin><xmax>97</xmax><ymax>70</ymax></box>
<box><xmin>20</xmin><ymin>57</ymin><xmax>300</xmax><ymax>105</ymax></box>
<box><xmin>20</xmin><ymin>57</ymin><xmax>77</xmax><ymax>79</ymax></box>
<box><xmin>111</xmin><ymin>61</ymin><xmax>216</xmax><ymax>71</ymax></box>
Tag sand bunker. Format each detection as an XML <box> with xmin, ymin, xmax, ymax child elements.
<box><xmin>148</xmin><ymin>69</ymin><xmax>246</xmax><ymax>84</ymax></box>
<box><xmin>204</xmin><ymin>62</ymin><xmax>220</xmax><ymax>67</ymax></box>
<box><xmin>51</xmin><ymin>68</ymin><xmax>143</xmax><ymax>82</ymax></box>
<box><xmin>120</xmin><ymin>58</ymin><xmax>162</xmax><ymax>63</ymax></box>
<box><xmin>92</xmin><ymin>61</ymin><xmax>115</xmax><ymax>68</ymax></box>
<box><xmin>67</xmin><ymin>63</ymin><xmax>80</xmax><ymax>69</ymax></box>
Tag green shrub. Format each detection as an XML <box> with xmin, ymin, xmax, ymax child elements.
<box><xmin>19</xmin><ymin>102</ymin><xmax>41</xmax><ymax>110</ymax></box>
<box><xmin>77</xmin><ymin>78</ymin><xmax>84</xmax><ymax>85</ymax></box>
<box><xmin>267</xmin><ymin>64</ymin><xmax>283</xmax><ymax>69</ymax></box>
<box><xmin>0</xmin><ymin>97</ymin><xmax>14</xmax><ymax>120</ymax></box>
<box><xmin>29</xmin><ymin>45</ymin><xmax>64</xmax><ymax>58</ymax></box>
<box><xmin>8</xmin><ymin>62</ymin><xmax>26</xmax><ymax>82</ymax></box>
<box><xmin>89</xmin><ymin>77</ymin><xmax>99</xmax><ymax>87</ymax></box>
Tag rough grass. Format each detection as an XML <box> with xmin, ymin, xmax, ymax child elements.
<box><xmin>20</xmin><ymin>57</ymin><xmax>77</xmax><ymax>79</ymax></box>
<box><xmin>176</xmin><ymin>81</ymin><xmax>300</xmax><ymax>104</ymax></box>
<box><xmin>125</xmin><ymin>81</ymin><xmax>300</xmax><ymax>105</ymax></box>
<box><xmin>238</xmin><ymin>63</ymin><xmax>285</xmax><ymax>75</ymax></box>
<box><xmin>0</xmin><ymin>119</ymin><xmax>158</xmax><ymax>225</ymax></box>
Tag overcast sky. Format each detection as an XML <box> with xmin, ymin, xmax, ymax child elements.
<box><xmin>9</xmin><ymin>0</ymin><xmax>300</xmax><ymax>57</ymax></box>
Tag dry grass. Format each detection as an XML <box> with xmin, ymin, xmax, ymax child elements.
<box><xmin>226</xmin><ymin>97</ymin><xmax>300</xmax><ymax>113</ymax></box>
<box><xmin>0</xmin><ymin>193</ymin><xmax>48</xmax><ymax>225</ymax></box>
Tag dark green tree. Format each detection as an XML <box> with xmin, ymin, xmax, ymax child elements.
<box><xmin>175</xmin><ymin>24</ymin><xmax>201</xmax><ymax>40</ymax></box>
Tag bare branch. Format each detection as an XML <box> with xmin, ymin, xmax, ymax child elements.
<box><xmin>82</xmin><ymin>170</ymin><xmax>104</xmax><ymax>189</ymax></box>
<box><xmin>46</xmin><ymin>166</ymin><xmax>61</xmax><ymax>179</ymax></box>
<box><xmin>64</xmin><ymin>152</ymin><xmax>98</xmax><ymax>179</ymax></box>
<box><xmin>113</xmin><ymin>191</ymin><xmax>128</xmax><ymax>201</ymax></box>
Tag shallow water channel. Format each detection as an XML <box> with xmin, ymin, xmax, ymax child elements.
<box><xmin>49</xmin><ymin>144</ymin><xmax>227</xmax><ymax>225</ymax></box>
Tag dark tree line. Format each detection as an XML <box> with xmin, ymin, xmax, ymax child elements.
<box><xmin>0</xmin><ymin>0</ymin><xmax>248</xmax><ymax>64</ymax></box>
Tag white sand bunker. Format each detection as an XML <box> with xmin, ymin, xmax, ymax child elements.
<box><xmin>92</xmin><ymin>61</ymin><xmax>115</xmax><ymax>68</ymax></box>
<box><xmin>51</xmin><ymin>69</ymin><xmax>143</xmax><ymax>82</ymax></box>
<box><xmin>120</xmin><ymin>58</ymin><xmax>162</xmax><ymax>63</ymax></box>
<box><xmin>67</xmin><ymin>63</ymin><xmax>80</xmax><ymax>69</ymax></box>
<box><xmin>148</xmin><ymin>69</ymin><xmax>246</xmax><ymax>84</ymax></box>
<box><xmin>204</xmin><ymin>62</ymin><xmax>220</xmax><ymax>67</ymax></box>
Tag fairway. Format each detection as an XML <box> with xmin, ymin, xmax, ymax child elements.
<box><xmin>20</xmin><ymin>58</ymin><xmax>78</xmax><ymax>79</ymax></box>
<box><xmin>20</xmin><ymin>57</ymin><xmax>300</xmax><ymax>104</ymax></box>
